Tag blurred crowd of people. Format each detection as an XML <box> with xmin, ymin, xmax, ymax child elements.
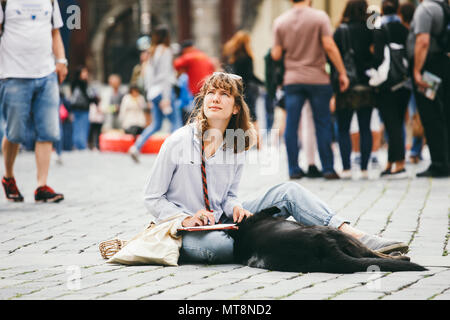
<box><xmin>1</xmin><ymin>0</ymin><xmax>448</xmax><ymax>204</ymax></box>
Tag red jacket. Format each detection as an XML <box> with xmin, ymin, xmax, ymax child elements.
<box><xmin>174</xmin><ymin>48</ymin><xmax>215</xmax><ymax>95</ymax></box>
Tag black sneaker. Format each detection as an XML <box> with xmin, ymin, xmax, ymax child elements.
<box><xmin>388</xmin><ymin>168</ymin><xmax>408</xmax><ymax>180</ymax></box>
<box><xmin>323</xmin><ymin>171</ymin><xmax>340</xmax><ymax>180</ymax></box>
<box><xmin>306</xmin><ymin>165</ymin><xmax>323</xmax><ymax>178</ymax></box>
<box><xmin>380</xmin><ymin>168</ymin><xmax>392</xmax><ymax>178</ymax></box>
<box><xmin>2</xmin><ymin>176</ymin><xmax>24</xmax><ymax>202</ymax></box>
<box><xmin>416</xmin><ymin>166</ymin><xmax>450</xmax><ymax>178</ymax></box>
<box><xmin>289</xmin><ymin>170</ymin><xmax>305</xmax><ymax>180</ymax></box>
<box><xmin>35</xmin><ymin>186</ymin><xmax>64</xmax><ymax>203</ymax></box>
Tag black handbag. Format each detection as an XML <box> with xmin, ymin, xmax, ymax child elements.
<box><xmin>335</xmin><ymin>85</ymin><xmax>377</xmax><ymax>110</ymax></box>
<box><xmin>331</xmin><ymin>24</ymin><xmax>359</xmax><ymax>92</ymax></box>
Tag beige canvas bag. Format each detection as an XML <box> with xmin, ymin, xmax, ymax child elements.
<box><xmin>102</xmin><ymin>214</ymin><xmax>186</xmax><ymax>266</ymax></box>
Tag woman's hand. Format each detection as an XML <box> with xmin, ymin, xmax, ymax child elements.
<box><xmin>182</xmin><ymin>210</ymin><xmax>215</xmax><ymax>227</ymax></box>
<box><xmin>233</xmin><ymin>206</ymin><xmax>253</xmax><ymax>223</ymax></box>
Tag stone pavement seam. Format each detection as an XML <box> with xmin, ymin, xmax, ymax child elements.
<box><xmin>377</xmin><ymin>179</ymin><xmax>411</xmax><ymax>237</ymax></box>
<box><xmin>377</xmin><ymin>268</ymin><xmax>446</xmax><ymax>300</ymax></box>
<box><xmin>407</xmin><ymin>179</ymin><xmax>432</xmax><ymax>246</ymax></box>
<box><xmin>353</xmin><ymin>182</ymin><xmax>387</xmax><ymax>227</ymax></box>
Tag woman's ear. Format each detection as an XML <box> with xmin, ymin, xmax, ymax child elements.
<box><xmin>232</xmin><ymin>106</ymin><xmax>239</xmax><ymax>115</ymax></box>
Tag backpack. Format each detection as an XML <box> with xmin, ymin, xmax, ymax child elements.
<box><xmin>0</xmin><ymin>0</ymin><xmax>54</xmax><ymax>36</ymax></box>
<box><xmin>331</xmin><ymin>24</ymin><xmax>359</xmax><ymax>92</ymax></box>
<box><xmin>367</xmin><ymin>24</ymin><xmax>409</xmax><ymax>91</ymax></box>
<box><xmin>264</xmin><ymin>48</ymin><xmax>285</xmax><ymax>100</ymax></box>
<box><xmin>433</xmin><ymin>0</ymin><xmax>450</xmax><ymax>54</ymax></box>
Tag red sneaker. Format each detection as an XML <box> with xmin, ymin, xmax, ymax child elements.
<box><xmin>2</xmin><ymin>177</ymin><xmax>24</xmax><ymax>202</ymax></box>
<box><xmin>34</xmin><ymin>185</ymin><xmax>64</xmax><ymax>203</ymax></box>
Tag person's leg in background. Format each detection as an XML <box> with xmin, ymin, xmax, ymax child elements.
<box><xmin>378</xmin><ymin>89</ymin><xmax>410</xmax><ymax>178</ymax></box>
<box><xmin>414</xmin><ymin>54</ymin><xmax>449</xmax><ymax>177</ymax></box>
<box><xmin>308</xmin><ymin>84</ymin><xmax>338</xmax><ymax>179</ymax></box>
<box><xmin>283</xmin><ymin>85</ymin><xmax>306</xmax><ymax>179</ymax></box>
<box><xmin>300</xmin><ymin>101</ymin><xmax>322</xmax><ymax>178</ymax></box>
<box><xmin>128</xmin><ymin>95</ymin><xmax>164</xmax><ymax>162</ymax></box>
<box><xmin>356</xmin><ymin>106</ymin><xmax>373</xmax><ymax>178</ymax></box>
<box><xmin>72</xmin><ymin>110</ymin><xmax>90</xmax><ymax>150</ymax></box>
<box><xmin>335</xmin><ymin>107</ymin><xmax>354</xmax><ymax>179</ymax></box>
<box><xmin>1</xmin><ymin>78</ymin><xmax>33</xmax><ymax>202</ymax></box>
<box><xmin>32</xmin><ymin>73</ymin><xmax>64</xmax><ymax>202</ymax></box>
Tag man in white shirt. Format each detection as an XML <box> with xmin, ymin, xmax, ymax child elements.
<box><xmin>0</xmin><ymin>0</ymin><xmax>68</xmax><ymax>202</ymax></box>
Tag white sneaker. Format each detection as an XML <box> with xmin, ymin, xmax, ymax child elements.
<box><xmin>341</xmin><ymin>170</ymin><xmax>352</xmax><ymax>180</ymax></box>
<box><xmin>128</xmin><ymin>145</ymin><xmax>140</xmax><ymax>163</ymax></box>
<box><xmin>360</xmin><ymin>170</ymin><xmax>369</xmax><ymax>180</ymax></box>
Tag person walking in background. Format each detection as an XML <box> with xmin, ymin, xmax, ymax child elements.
<box><xmin>118</xmin><ymin>85</ymin><xmax>147</xmax><ymax>138</ymax></box>
<box><xmin>174</xmin><ymin>40</ymin><xmax>216</xmax><ymax>96</ymax></box>
<box><xmin>173</xmin><ymin>71</ymin><xmax>194</xmax><ymax>125</ymax></box>
<box><xmin>0</xmin><ymin>0</ymin><xmax>67</xmax><ymax>203</ymax></box>
<box><xmin>271</xmin><ymin>0</ymin><xmax>350</xmax><ymax>180</ymax></box>
<box><xmin>333</xmin><ymin>0</ymin><xmax>375</xmax><ymax>180</ymax></box>
<box><xmin>87</xmin><ymin>85</ymin><xmax>104</xmax><ymax>151</ymax></box>
<box><xmin>128</xmin><ymin>25</ymin><xmax>182</xmax><ymax>163</ymax></box>
<box><xmin>372</xmin><ymin>0</ymin><xmax>411</xmax><ymax>179</ymax></box>
<box><xmin>407</xmin><ymin>0</ymin><xmax>449</xmax><ymax>177</ymax></box>
<box><xmin>398</xmin><ymin>2</ymin><xmax>424</xmax><ymax>164</ymax></box>
<box><xmin>100</xmin><ymin>74</ymin><xmax>125</xmax><ymax>131</ymax></box>
<box><xmin>130</xmin><ymin>48</ymin><xmax>152</xmax><ymax>127</ymax></box>
<box><xmin>70</xmin><ymin>66</ymin><xmax>97</xmax><ymax>150</ymax></box>
<box><xmin>223</xmin><ymin>30</ymin><xmax>264</xmax><ymax>149</ymax></box>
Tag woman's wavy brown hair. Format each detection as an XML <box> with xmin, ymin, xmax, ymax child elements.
<box><xmin>223</xmin><ymin>30</ymin><xmax>254</xmax><ymax>65</ymax></box>
<box><xmin>188</xmin><ymin>72</ymin><xmax>256</xmax><ymax>153</ymax></box>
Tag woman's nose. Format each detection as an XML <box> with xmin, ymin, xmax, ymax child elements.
<box><xmin>212</xmin><ymin>93</ymin><xmax>221</xmax><ymax>103</ymax></box>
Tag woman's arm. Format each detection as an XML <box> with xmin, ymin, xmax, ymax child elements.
<box><xmin>221</xmin><ymin>164</ymin><xmax>244</xmax><ymax>219</ymax></box>
<box><xmin>143</xmin><ymin>140</ymin><xmax>190</xmax><ymax>222</ymax></box>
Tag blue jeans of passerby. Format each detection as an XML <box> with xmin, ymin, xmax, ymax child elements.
<box><xmin>407</xmin><ymin>94</ymin><xmax>423</xmax><ymax>158</ymax></box>
<box><xmin>72</xmin><ymin>110</ymin><xmax>90</xmax><ymax>150</ymax></box>
<box><xmin>336</xmin><ymin>107</ymin><xmax>373</xmax><ymax>171</ymax></box>
<box><xmin>0</xmin><ymin>72</ymin><xmax>60</xmax><ymax>144</ymax></box>
<box><xmin>283</xmin><ymin>84</ymin><xmax>335</xmax><ymax>176</ymax></box>
<box><xmin>134</xmin><ymin>94</ymin><xmax>183</xmax><ymax>151</ymax></box>
<box><xmin>179</xmin><ymin>182</ymin><xmax>348</xmax><ymax>264</ymax></box>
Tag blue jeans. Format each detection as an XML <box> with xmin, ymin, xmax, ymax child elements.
<box><xmin>72</xmin><ymin>110</ymin><xmax>90</xmax><ymax>150</ymax></box>
<box><xmin>179</xmin><ymin>182</ymin><xmax>348</xmax><ymax>264</ymax></box>
<box><xmin>0</xmin><ymin>72</ymin><xmax>60</xmax><ymax>144</ymax></box>
<box><xmin>134</xmin><ymin>94</ymin><xmax>183</xmax><ymax>151</ymax></box>
<box><xmin>336</xmin><ymin>107</ymin><xmax>373</xmax><ymax>171</ymax></box>
<box><xmin>283</xmin><ymin>84</ymin><xmax>335</xmax><ymax>176</ymax></box>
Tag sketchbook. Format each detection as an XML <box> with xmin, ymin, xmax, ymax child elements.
<box><xmin>177</xmin><ymin>224</ymin><xmax>238</xmax><ymax>232</ymax></box>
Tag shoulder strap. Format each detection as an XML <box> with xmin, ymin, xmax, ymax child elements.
<box><xmin>340</xmin><ymin>24</ymin><xmax>353</xmax><ymax>53</ymax></box>
<box><xmin>1</xmin><ymin>0</ymin><xmax>6</xmax><ymax>33</ymax></box>
<box><xmin>201</xmin><ymin>137</ymin><xmax>212</xmax><ymax>213</ymax></box>
<box><xmin>50</xmin><ymin>0</ymin><xmax>54</xmax><ymax>27</ymax></box>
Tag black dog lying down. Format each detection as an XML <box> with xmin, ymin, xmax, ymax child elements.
<box><xmin>228</xmin><ymin>207</ymin><xmax>427</xmax><ymax>273</ymax></box>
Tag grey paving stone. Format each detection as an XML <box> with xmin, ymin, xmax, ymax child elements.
<box><xmin>0</xmin><ymin>149</ymin><xmax>448</xmax><ymax>300</ymax></box>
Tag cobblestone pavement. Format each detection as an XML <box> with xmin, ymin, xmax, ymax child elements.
<box><xmin>0</xmin><ymin>145</ymin><xmax>449</xmax><ymax>301</ymax></box>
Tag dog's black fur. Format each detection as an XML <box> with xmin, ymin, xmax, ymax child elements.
<box><xmin>227</xmin><ymin>207</ymin><xmax>427</xmax><ymax>273</ymax></box>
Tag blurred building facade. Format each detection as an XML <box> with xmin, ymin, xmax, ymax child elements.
<box><xmin>67</xmin><ymin>0</ymin><xmax>392</xmax><ymax>84</ymax></box>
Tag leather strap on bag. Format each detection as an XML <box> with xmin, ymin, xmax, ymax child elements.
<box><xmin>201</xmin><ymin>137</ymin><xmax>213</xmax><ymax>212</ymax></box>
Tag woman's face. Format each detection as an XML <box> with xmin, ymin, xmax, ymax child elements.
<box><xmin>203</xmin><ymin>86</ymin><xmax>238</xmax><ymax>123</ymax></box>
<box><xmin>80</xmin><ymin>68</ymin><xmax>89</xmax><ymax>81</ymax></box>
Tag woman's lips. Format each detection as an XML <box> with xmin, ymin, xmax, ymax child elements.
<box><xmin>208</xmin><ymin>106</ymin><xmax>222</xmax><ymax>111</ymax></box>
